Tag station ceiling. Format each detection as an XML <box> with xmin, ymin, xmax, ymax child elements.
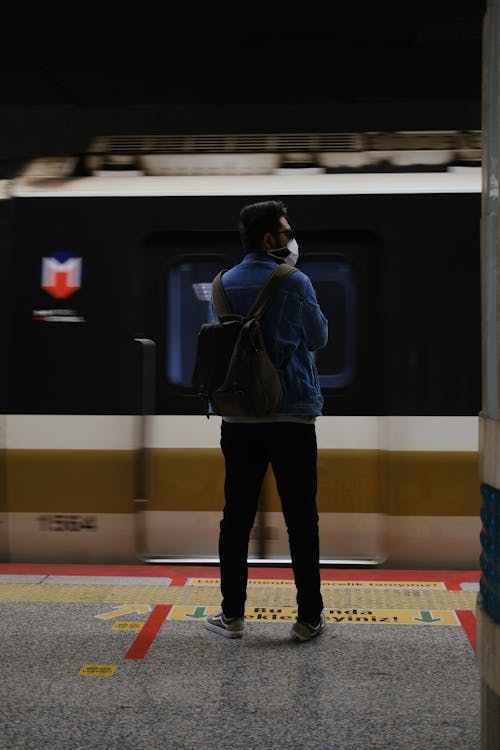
<box><xmin>0</xmin><ymin>3</ymin><xmax>488</xmax><ymax>168</ymax></box>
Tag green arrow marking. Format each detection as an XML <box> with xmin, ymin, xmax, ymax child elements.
<box><xmin>185</xmin><ymin>606</ymin><xmax>208</xmax><ymax>619</ymax></box>
<box><xmin>413</xmin><ymin>610</ymin><xmax>441</xmax><ymax>623</ymax></box>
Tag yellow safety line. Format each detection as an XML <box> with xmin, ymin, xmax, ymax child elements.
<box><xmin>0</xmin><ymin>584</ymin><xmax>477</xmax><ymax>611</ymax></box>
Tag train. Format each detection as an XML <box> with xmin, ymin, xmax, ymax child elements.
<box><xmin>0</xmin><ymin>131</ymin><xmax>483</xmax><ymax>568</ymax></box>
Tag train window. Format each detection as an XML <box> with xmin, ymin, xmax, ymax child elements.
<box><xmin>166</xmin><ymin>259</ymin><xmax>226</xmax><ymax>387</ymax></box>
<box><xmin>165</xmin><ymin>257</ymin><xmax>357</xmax><ymax>391</ymax></box>
<box><xmin>300</xmin><ymin>259</ymin><xmax>357</xmax><ymax>389</ymax></box>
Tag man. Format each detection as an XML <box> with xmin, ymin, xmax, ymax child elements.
<box><xmin>204</xmin><ymin>200</ymin><xmax>328</xmax><ymax>642</ymax></box>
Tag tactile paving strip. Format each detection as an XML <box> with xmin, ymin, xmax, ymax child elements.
<box><xmin>346</xmin><ymin>589</ymin><xmax>476</xmax><ymax>610</ymax></box>
<box><xmin>0</xmin><ymin>584</ymin><xmax>477</xmax><ymax>610</ymax></box>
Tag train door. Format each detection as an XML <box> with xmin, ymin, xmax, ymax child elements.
<box><xmin>135</xmin><ymin>225</ymin><xmax>386</xmax><ymax>565</ymax></box>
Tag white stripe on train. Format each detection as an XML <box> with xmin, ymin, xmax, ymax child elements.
<box><xmin>0</xmin><ymin>414</ymin><xmax>478</xmax><ymax>451</ymax></box>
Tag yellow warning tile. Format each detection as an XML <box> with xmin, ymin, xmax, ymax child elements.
<box><xmin>95</xmin><ymin>605</ymin><xmax>151</xmax><ymax>619</ymax></box>
<box><xmin>324</xmin><ymin>608</ymin><xmax>458</xmax><ymax>625</ymax></box>
<box><xmin>169</xmin><ymin>605</ymin><xmax>459</xmax><ymax>625</ymax></box>
<box><xmin>189</xmin><ymin>578</ymin><xmax>446</xmax><ymax>589</ymax></box>
<box><xmin>0</xmin><ymin>582</ymin><xmax>476</xmax><ymax>612</ymax></box>
<box><xmin>111</xmin><ymin>622</ymin><xmax>144</xmax><ymax>631</ymax></box>
<box><xmin>78</xmin><ymin>664</ymin><xmax>117</xmax><ymax>676</ymax></box>
<box><xmin>169</xmin><ymin>605</ymin><xmax>214</xmax><ymax>621</ymax></box>
<box><xmin>189</xmin><ymin>578</ymin><xmax>294</xmax><ymax>586</ymax></box>
<box><xmin>0</xmin><ymin>584</ymin><xmax>38</xmax><ymax>601</ymax></box>
<box><xmin>348</xmin><ymin>590</ymin><xmax>476</xmax><ymax>611</ymax></box>
<box><xmin>187</xmin><ymin>578</ymin><xmax>219</xmax><ymax>586</ymax></box>
<box><xmin>322</xmin><ymin>581</ymin><xmax>446</xmax><ymax>589</ymax></box>
<box><xmin>169</xmin><ymin>605</ymin><xmax>298</xmax><ymax>622</ymax></box>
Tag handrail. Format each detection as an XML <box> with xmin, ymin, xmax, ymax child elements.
<box><xmin>133</xmin><ymin>338</ymin><xmax>156</xmax><ymax>560</ymax></box>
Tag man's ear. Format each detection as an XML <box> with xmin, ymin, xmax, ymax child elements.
<box><xmin>263</xmin><ymin>232</ymin><xmax>275</xmax><ymax>250</ymax></box>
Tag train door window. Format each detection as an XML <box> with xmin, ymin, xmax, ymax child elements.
<box><xmin>299</xmin><ymin>259</ymin><xmax>357</xmax><ymax>389</ymax></box>
<box><xmin>164</xmin><ymin>256</ymin><xmax>357</xmax><ymax>392</ymax></box>
<box><xmin>166</xmin><ymin>259</ymin><xmax>227</xmax><ymax>387</ymax></box>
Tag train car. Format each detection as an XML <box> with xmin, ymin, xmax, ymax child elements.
<box><xmin>0</xmin><ymin>133</ymin><xmax>483</xmax><ymax>568</ymax></box>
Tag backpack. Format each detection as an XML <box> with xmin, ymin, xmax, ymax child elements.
<box><xmin>191</xmin><ymin>263</ymin><xmax>296</xmax><ymax>417</ymax></box>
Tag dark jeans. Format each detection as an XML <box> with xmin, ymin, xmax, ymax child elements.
<box><xmin>219</xmin><ymin>420</ymin><xmax>324</xmax><ymax>623</ymax></box>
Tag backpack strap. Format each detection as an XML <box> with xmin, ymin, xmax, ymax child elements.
<box><xmin>248</xmin><ymin>264</ymin><xmax>297</xmax><ymax>319</ymax></box>
<box><xmin>212</xmin><ymin>263</ymin><xmax>296</xmax><ymax>320</ymax></box>
<box><xmin>211</xmin><ymin>271</ymin><xmax>232</xmax><ymax>319</ymax></box>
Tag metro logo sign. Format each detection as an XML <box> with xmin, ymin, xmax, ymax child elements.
<box><xmin>41</xmin><ymin>254</ymin><xmax>82</xmax><ymax>298</ymax></box>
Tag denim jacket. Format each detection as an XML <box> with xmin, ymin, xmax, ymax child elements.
<box><xmin>211</xmin><ymin>253</ymin><xmax>328</xmax><ymax>415</ymax></box>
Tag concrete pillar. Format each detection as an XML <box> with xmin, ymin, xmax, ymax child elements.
<box><xmin>478</xmin><ymin>2</ymin><xmax>500</xmax><ymax>747</ymax></box>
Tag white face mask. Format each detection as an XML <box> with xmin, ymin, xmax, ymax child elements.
<box><xmin>284</xmin><ymin>238</ymin><xmax>299</xmax><ymax>266</ymax></box>
<box><xmin>267</xmin><ymin>238</ymin><xmax>299</xmax><ymax>267</ymax></box>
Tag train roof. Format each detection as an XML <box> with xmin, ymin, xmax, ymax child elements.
<box><xmin>7</xmin><ymin>167</ymin><xmax>481</xmax><ymax>198</ymax></box>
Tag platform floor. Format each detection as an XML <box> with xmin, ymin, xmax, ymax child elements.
<box><xmin>0</xmin><ymin>563</ymin><xmax>480</xmax><ymax>750</ymax></box>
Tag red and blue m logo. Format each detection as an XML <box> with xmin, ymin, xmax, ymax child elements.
<box><xmin>41</xmin><ymin>254</ymin><xmax>82</xmax><ymax>299</ymax></box>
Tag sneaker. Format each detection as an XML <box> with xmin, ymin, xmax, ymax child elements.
<box><xmin>291</xmin><ymin>613</ymin><xmax>326</xmax><ymax>642</ymax></box>
<box><xmin>204</xmin><ymin>611</ymin><xmax>245</xmax><ymax>638</ymax></box>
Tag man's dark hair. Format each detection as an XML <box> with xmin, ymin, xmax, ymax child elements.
<box><xmin>239</xmin><ymin>200</ymin><xmax>288</xmax><ymax>252</ymax></box>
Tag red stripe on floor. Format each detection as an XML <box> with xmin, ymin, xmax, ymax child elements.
<box><xmin>0</xmin><ymin>562</ymin><xmax>180</xmax><ymax>576</ymax></box>
<box><xmin>125</xmin><ymin>604</ymin><xmax>172</xmax><ymax>659</ymax></box>
<box><xmin>443</xmin><ymin>572</ymin><xmax>481</xmax><ymax>591</ymax></box>
<box><xmin>0</xmin><ymin>562</ymin><xmax>482</xmax><ymax>589</ymax></box>
<box><xmin>456</xmin><ymin>609</ymin><xmax>476</xmax><ymax>651</ymax></box>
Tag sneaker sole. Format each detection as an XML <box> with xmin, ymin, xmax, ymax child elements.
<box><xmin>204</xmin><ymin>620</ymin><xmax>244</xmax><ymax>638</ymax></box>
<box><xmin>291</xmin><ymin>624</ymin><xmax>325</xmax><ymax>642</ymax></box>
